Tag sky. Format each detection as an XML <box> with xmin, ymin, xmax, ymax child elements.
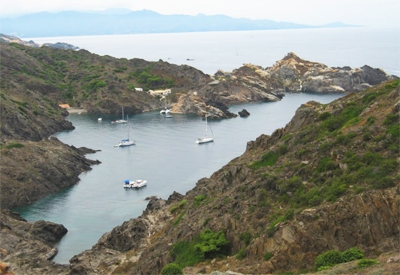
<box><xmin>0</xmin><ymin>0</ymin><xmax>399</xmax><ymax>28</ymax></box>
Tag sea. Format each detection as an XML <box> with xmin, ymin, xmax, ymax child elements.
<box><xmin>14</xmin><ymin>27</ymin><xmax>399</xmax><ymax>264</ymax></box>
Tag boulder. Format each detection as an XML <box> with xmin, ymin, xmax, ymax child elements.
<box><xmin>238</xmin><ymin>109</ymin><xmax>250</xmax><ymax>117</ymax></box>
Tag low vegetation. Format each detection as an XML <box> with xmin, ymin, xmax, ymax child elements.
<box><xmin>168</xmin><ymin>228</ymin><xmax>230</xmax><ymax>269</ymax></box>
<box><xmin>314</xmin><ymin>247</ymin><xmax>364</xmax><ymax>271</ymax></box>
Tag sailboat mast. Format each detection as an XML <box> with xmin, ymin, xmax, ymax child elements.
<box><xmin>205</xmin><ymin>114</ymin><xmax>208</xmax><ymax>137</ymax></box>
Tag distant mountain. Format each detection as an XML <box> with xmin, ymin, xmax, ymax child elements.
<box><xmin>0</xmin><ymin>9</ymin><xmax>356</xmax><ymax>38</ymax></box>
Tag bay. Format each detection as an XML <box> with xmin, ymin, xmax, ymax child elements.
<box><xmin>15</xmin><ymin>94</ymin><xmax>341</xmax><ymax>264</ymax></box>
<box><xmin>14</xmin><ymin>27</ymin><xmax>399</xmax><ymax>264</ymax></box>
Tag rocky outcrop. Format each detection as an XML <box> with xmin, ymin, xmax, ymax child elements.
<box><xmin>241</xmin><ymin>188</ymin><xmax>400</xmax><ymax>274</ymax></box>
<box><xmin>238</xmin><ymin>109</ymin><xmax>250</xmax><ymax>117</ymax></box>
<box><xmin>0</xmin><ymin>34</ymin><xmax>79</xmax><ymax>50</ymax></box>
<box><xmin>264</xmin><ymin>52</ymin><xmax>397</xmax><ymax>93</ymax></box>
<box><xmin>0</xmin><ymin>137</ymin><xmax>100</xmax><ymax>209</ymax></box>
<box><xmin>0</xmin><ymin>210</ymin><xmax>69</xmax><ymax>275</ymax></box>
<box><xmin>174</xmin><ymin>53</ymin><xmax>396</xmax><ymax>118</ymax></box>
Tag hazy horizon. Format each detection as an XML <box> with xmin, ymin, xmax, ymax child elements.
<box><xmin>0</xmin><ymin>0</ymin><xmax>399</xmax><ymax>28</ymax></box>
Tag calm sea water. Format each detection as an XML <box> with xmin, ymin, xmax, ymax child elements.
<box><xmin>28</xmin><ymin>27</ymin><xmax>399</xmax><ymax>76</ymax></box>
<box><xmin>15</xmin><ymin>28</ymin><xmax>399</xmax><ymax>264</ymax></box>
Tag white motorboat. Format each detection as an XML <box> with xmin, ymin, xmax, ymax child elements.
<box><xmin>196</xmin><ymin>113</ymin><xmax>214</xmax><ymax>144</ymax></box>
<box><xmin>123</xmin><ymin>179</ymin><xmax>147</xmax><ymax>188</ymax></box>
<box><xmin>132</xmin><ymin>179</ymin><xmax>147</xmax><ymax>188</ymax></box>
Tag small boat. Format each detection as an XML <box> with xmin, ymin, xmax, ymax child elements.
<box><xmin>123</xmin><ymin>179</ymin><xmax>147</xmax><ymax>188</ymax></box>
<box><xmin>133</xmin><ymin>179</ymin><xmax>147</xmax><ymax>188</ymax></box>
<box><xmin>114</xmin><ymin>138</ymin><xmax>135</xmax><ymax>147</ymax></box>
<box><xmin>160</xmin><ymin>96</ymin><xmax>171</xmax><ymax>114</ymax></box>
<box><xmin>196</xmin><ymin>113</ymin><xmax>214</xmax><ymax>144</ymax></box>
<box><xmin>98</xmin><ymin>118</ymin><xmax>102</xmax><ymax>121</ymax></box>
<box><xmin>112</xmin><ymin>107</ymin><xmax>127</xmax><ymax>124</ymax></box>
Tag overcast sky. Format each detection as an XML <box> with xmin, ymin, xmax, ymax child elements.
<box><xmin>0</xmin><ymin>0</ymin><xmax>399</xmax><ymax>28</ymax></box>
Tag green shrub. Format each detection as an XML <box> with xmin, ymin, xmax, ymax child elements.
<box><xmin>278</xmin><ymin>144</ymin><xmax>288</xmax><ymax>155</ymax></box>
<box><xmin>6</xmin><ymin>142</ymin><xmax>24</xmax><ymax>149</ymax></box>
<box><xmin>316</xmin><ymin>157</ymin><xmax>337</xmax><ymax>173</ymax></box>
<box><xmin>284</xmin><ymin>208</ymin><xmax>294</xmax><ymax>220</ymax></box>
<box><xmin>266</xmin><ymin>224</ymin><xmax>276</xmax><ymax>237</ymax></box>
<box><xmin>314</xmin><ymin>250</ymin><xmax>342</xmax><ymax>270</ymax></box>
<box><xmin>315</xmin><ymin>247</ymin><xmax>367</xmax><ymax>271</ymax></box>
<box><xmin>319</xmin><ymin>112</ymin><xmax>332</xmax><ymax>121</ymax></box>
<box><xmin>362</xmin><ymin>92</ymin><xmax>378</xmax><ymax>104</ymax></box>
<box><xmin>161</xmin><ymin>263</ymin><xmax>183</xmax><ymax>275</ymax></box>
<box><xmin>194</xmin><ymin>229</ymin><xmax>230</xmax><ymax>259</ymax></box>
<box><xmin>173</xmin><ymin>210</ymin><xmax>186</xmax><ymax>226</ymax></box>
<box><xmin>341</xmin><ymin>247</ymin><xmax>364</xmax><ymax>262</ymax></box>
<box><xmin>264</xmin><ymin>251</ymin><xmax>273</xmax><ymax>261</ymax></box>
<box><xmin>250</xmin><ymin>151</ymin><xmax>279</xmax><ymax>169</ymax></box>
<box><xmin>170</xmin><ymin>199</ymin><xmax>187</xmax><ymax>213</ymax></box>
<box><xmin>239</xmin><ymin>232</ymin><xmax>252</xmax><ymax>246</ymax></box>
<box><xmin>357</xmin><ymin>259</ymin><xmax>379</xmax><ymax>268</ymax></box>
<box><xmin>194</xmin><ymin>195</ymin><xmax>206</xmax><ymax>206</ymax></box>
<box><xmin>236</xmin><ymin>247</ymin><xmax>247</xmax><ymax>260</ymax></box>
<box><xmin>373</xmin><ymin>176</ymin><xmax>396</xmax><ymax>189</ymax></box>
<box><xmin>171</xmin><ymin>240</ymin><xmax>204</xmax><ymax>267</ymax></box>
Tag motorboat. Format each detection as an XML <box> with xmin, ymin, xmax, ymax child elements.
<box><xmin>123</xmin><ymin>179</ymin><xmax>147</xmax><ymax>188</ymax></box>
<box><xmin>133</xmin><ymin>179</ymin><xmax>147</xmax><ymax>188</ymax></box>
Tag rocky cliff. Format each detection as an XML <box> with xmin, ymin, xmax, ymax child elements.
<box><xmin>0</xmin><ymin>209</ymin><xmax>69</xmax><ymax>275</ymax></box>
<box><xmin>64</xmin><ymin>80</ymin><xmax>399</xmax><ymax>275</ymax></box>
<box><xmin>0</xmin><ymin>137</ymin><xmax>100</xmax><ymax>209</ymax></box>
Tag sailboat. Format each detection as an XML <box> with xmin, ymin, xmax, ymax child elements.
<box><xmin>112</xmin><ymin>107</ymin><xmax>127</xmax><ymax>124</ymax></box>
<box><xmin>160</xmin><ymin>96</ymin><xmax>171</xmax><ymax>114</ymax></box>
<box><xmin>114</xmin><ymin>116</ymin><xmax>135</xmax><ymax>147</ymax></box>
<box><xmin>196</xmin><ymin>113</ymin><xmax>214</xmax><ymax>144</ymax></box>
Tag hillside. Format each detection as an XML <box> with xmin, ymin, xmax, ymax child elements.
<box><xmin>1</xmin><ymin>40</ymin><xmax>396</xmax><ymax>124</ymax></box>
<box><xmin>60</xmin><ymin>81</ymin><xmax>400</xmax><ymax>274</ymax></box>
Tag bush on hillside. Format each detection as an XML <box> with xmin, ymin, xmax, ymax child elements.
<box><xmin>161</xmin><ymin>263</ymin><xmax>183</xmax><ymax>275</ymax></box>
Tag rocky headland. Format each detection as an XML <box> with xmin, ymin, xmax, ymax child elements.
<box><xmin>0</xmin><ymin>39</ymin><xmax>399</xmax><ymax>274</ymax></box>
<box><xmin>0</xmin><ymin>39</ymin><xmax>397</xmax><ymax>119</ymax></box>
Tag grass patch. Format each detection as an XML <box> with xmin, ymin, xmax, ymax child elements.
<box><xmin>250</xmin><ymin>151</ymin><xmax>279</xmax><ymax>170</ymax></box>
<box><xmin>6</xmin><ymin>142</ymin><xmax>24</xmax><ymax>149</ymax></box>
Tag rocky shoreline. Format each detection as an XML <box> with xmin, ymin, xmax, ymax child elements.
<box><xmin>0</xmin><ymin>40</ymin><xmax>399</xmax><ymax>274</ymax></box>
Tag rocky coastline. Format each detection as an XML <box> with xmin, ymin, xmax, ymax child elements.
<box><xmin>0</xmin><ymin>39</ymin><xmax>399</xmax><ymax>274</ymax></box>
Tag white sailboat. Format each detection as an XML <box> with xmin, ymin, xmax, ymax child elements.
<box><xmin>112</xmin><ymin>107</ymin><xmax>127</xmax><ymax>124</ymax></box>
<box><xmin>114</xmin><ymin>116</ymin><xmax>135</xmax><ymax>147</ymax></box>
<box><xmin>196</xmin><ymin>113</ymin><xmax>214</xmax><ymax>144</ymax></box>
